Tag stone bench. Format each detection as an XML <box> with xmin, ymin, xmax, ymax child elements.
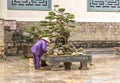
<box><xmin>47</xmin><ymin>55</ymin><xmax>92</xmax><ymax>70</ymax></box>
<box><xmin>114</xmin><ymin>47</ymin><xmax>120</xmax><ymax>55</ymax></box>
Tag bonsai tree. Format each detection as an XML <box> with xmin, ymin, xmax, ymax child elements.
<box><xmin>40</xmin><ymin>4</ymin><xmax>76</xmax><ymax>47</ymax></box>
<box><xmin>24</xmin><ymin>26</ymin><xmax>47</xmax><ymax>43</ymax></box>
<box><xmin>23</xmin><ymin>5</ymin><xmax>76</xmax><ymax>56</ymax></box>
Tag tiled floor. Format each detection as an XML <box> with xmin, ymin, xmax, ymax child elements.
<box><xmin>0</xmin><ymin>52</ymin><xmax>120</xmax><ymax>83</ymax></box>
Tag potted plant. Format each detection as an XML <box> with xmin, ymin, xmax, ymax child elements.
<box><xmin>24</xmin><ymin>4</ymin><xmax>76</xmax><ymax>56</ymax></box>
<box><xmin>40</xmin><ymin>4</ymin><xmax>75</xmax><ymax>48</ymax></box>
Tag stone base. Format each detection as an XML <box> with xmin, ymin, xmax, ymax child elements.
<box><xmin>79</xmin><ymin>62</ymin><xmax>89</xmax><ymax>70</ymax></box>
<box><xmin>64</xmin><ymin>62</ymin><xmax>72</xmax><ymax>70</ymax></box>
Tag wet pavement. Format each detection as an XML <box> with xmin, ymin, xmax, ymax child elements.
<box><xmin>0</xmin><ymin>49</ymin><xmax>120</xmax><ymax>83</ymax></box>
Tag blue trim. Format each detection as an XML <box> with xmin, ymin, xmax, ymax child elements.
<box><xmin>8</xmin><ymin>0</ymin><xmax>52</xmax><ymax>11</ymax></box>
<box><xmin>87</xmin><ymin>0</ymin><xmax>120</xmax><ymax>12</ymax></box>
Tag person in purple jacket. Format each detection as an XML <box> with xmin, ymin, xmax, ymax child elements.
<box><xmin>31</xmin><ymin>37</ymin><xmax>50</xmax><ymax>70</ymax></box>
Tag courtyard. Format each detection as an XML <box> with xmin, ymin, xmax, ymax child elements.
<box><xmin>0</xmin><ymin>0</ymin><xmax>120</xmax><ymax>83</ymax></box>
<box><xmin>0</xmin><ymin>48</ymin><xmax>120</xmax><ymax>83</ymax></box>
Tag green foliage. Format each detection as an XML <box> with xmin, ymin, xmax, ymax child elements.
<box><xmin>58</xmin><ymin>8</ymin><xmax>65</xmax><ymax>12</ymax></box>
<box><xmin>24</xmin><ymin>25</ymin><xmax>46</xmax><ymax>43</ymax></box>
<box><xmin>54</xmin><ymin>5</ymin><xmax>59</xmax><ymax>7</ymax></box>
<box><xmin>67</xmin><ymin>14</ymin><xmax>75</xmax><ymax>19</ymax></box>
<box><xmin>24</xmin><ymin>4</ymin><xmax>76</xmax><ymax>44</ymax></box>
<box><xmin>40</xmin><ymin>4</ymin><xmax>75</xmax><ymax>39</ymax></box>
<box><xmin>48</xmin><ymin>11</ymin><xmax>56</xmax><ymax>15</ymax></box>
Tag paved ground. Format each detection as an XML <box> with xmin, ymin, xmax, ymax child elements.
<box><xmin>0</xmin><ymin>48</ymin><xmax>120</xmax><ymax>83</ymax></box>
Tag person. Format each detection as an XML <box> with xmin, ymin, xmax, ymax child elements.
<box><xmin>31</xmin><ymin>37</ymin><xmax>50</xmax><ymax>70</ymax></box>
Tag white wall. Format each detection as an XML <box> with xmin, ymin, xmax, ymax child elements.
<box><xmin>1</xmin><ymin>0</ymin><xmax>120</xmax><ymax>22</ymax></box>
<box><xmin>0</xmin><ymin>0</ymin><xmax>7</xmax><ymax>18</ymax></box>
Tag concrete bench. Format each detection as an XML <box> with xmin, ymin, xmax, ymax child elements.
<box><xmin>114</xmin><ymin>47</ymin><xmax>120</xmax><ymax>55</ymax></box>
<box><xmin>47</xmin><ymin>55</ymin><xmax>92</xmax><ymax>70</ymax></box>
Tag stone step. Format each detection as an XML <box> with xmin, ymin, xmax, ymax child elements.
<box><xmin>85</xmin><ymin>48</ymin><xmax>116</xmax><ymax>54</ymax></box>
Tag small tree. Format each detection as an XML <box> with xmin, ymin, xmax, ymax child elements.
<box><xmin>40</xmin><ymin>5</ymin><xmax>75</xmax><ymax>47</ymax></box>
<box><xmin>24</xmin><ymin>4</ymin><xmax>75</xmax><ymax>46</ymax></box>
<box><xmin>23</xmin><ymin>5</ymin><xmax>76</xmax><ymax>56</ymax></box>
<box><xmin>24</xmin><ymin>26</ymin><xmax>49</xmax><ymax>43</ymax></box>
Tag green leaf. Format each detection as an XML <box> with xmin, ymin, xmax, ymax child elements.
<box><xmin>67</xmin><ymin>14</ymin><xmax>75</xmax><ymax>19</ymax></box>
<box><xmin>56</xmin><ymin>16</ymin><xmax>61</xmax><ymax>19</ymax></box>
<box><xmin>45</xmin><ymin>15</ymin><xmax>53</xmax><ymax>19</ymax></box>
<box><xmin>49</xmin><ymin>11</ymin><xmax>56</xmax><ymax>15</ymax></box>
<box><xmin>26</xmin><ymin>29</ymin><xmax>33</xmax><ymax>33</ymax></box>
<box><xmin>64</xmin><ymin>13</ymin><xmax>70</xmax><ymax>14</ymax></box>
<box><xmin>48</xmin><ymin>23</ymin><xmax>54</xmax><ymax>26</ymax></box>
<box><xmin>40</xmin><ymin>23</ymin><xmax>47</xmax><ymax>26</ymax></box>
<box><xmin>58</xmin><ymin>8</ymin><xmax>65</xmax><ymax>12</ymax></box>
<box><xmin>69</xmin><ymin>20</ymin><xmax>75</xmax><ymax>22</ymax></box>
<box><xmin>40</xmin><ymin>20</ymin><xmax>48</xmax><ymax>23</ymax></box>
<box><xmin>65</xmin><ymin>29</ymin><xmax>71</xmax><ymax>32</ymax></box>
<box><xmin>56</xmin><ymin>15</ymin><xmax>64</xmax><ymax>20</ymax></box>
<box><xmin>54</xmin><ymin>5</ymin><xmax>59</xmax><ymax>7</ymax></box>
<box><xmin>40</xmin><ymin>20</ymin><xmax>48</xmax><ymax>26</ymax></box>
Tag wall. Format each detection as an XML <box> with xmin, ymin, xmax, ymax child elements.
<box><xmin>0</xmin><ymin>19</ymin><xmax>4</xmax><ymax>58</ymax></box>
<box><xmin>1</xmin><ymin>1</ymin><xmax>120</xmax><ymax>56</ymax></box>
<box><xmin>0</xmin><ymin>0</ymin><xmax>7</xmax><ymax>18</ymax></box>
<box><xmin>15</xmin><ymin>21</ymin><xmax>120</xmax><ymax>41</ymax></box>
<box><xmin>3</xmin><ymin>21</ymin><xmax>120</xmax><ymax>56</ymax></box>
<box><xmin>0</xmin><ymin>0</ymin><xmax>120</xmax><ymax>22</ymax></box>
<box><xmin>69</xmin><ymin>22</ymin><xmax>120</xmax><ymax>41</ymax></box>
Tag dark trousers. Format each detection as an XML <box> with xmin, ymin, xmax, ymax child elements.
<box><xmin>32</xmin><ymin>53</ymin><xmax>42</xmax><ymax>69</ymax></box>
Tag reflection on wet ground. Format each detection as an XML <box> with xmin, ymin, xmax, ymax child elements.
<box><xmin>0</xmin><ymin>53</ymin><xmax>120</xmax><ymax>83</ymax></box>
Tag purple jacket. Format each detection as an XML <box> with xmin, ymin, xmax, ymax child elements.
<box><xmin>31</xmin><ymin>39</ymin><xmax>47</xmax><ymax>56</ymax></box>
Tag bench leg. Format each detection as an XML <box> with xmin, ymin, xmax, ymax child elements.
<box><xmin>64</xmin><ymin>62</ymin><xmax>72</xmax><ymax>70</ymax></box>
<box><xmin>79</xmin><ymin>62</ymin><xmax>89</xmax><ymax>70</ymax></box>
<box><xmin>51</xmin><ymin>62</ymin><xmax>60</xmax><ymax>71</ymax></box>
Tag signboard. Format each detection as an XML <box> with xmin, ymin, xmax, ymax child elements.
<box><xmin>3</xmin><ymin>20</ymin><xmax>16</xmax><ymax>30</ymax></box>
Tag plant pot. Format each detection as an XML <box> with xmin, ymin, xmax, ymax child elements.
<box><xmin>24</xmin><ymin>45</ymin><xmax>32</xmax><ymax>58</ymax></box>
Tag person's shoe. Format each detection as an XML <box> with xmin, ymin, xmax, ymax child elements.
<box><xmin>41</xmin><ymin>60</ymin><xmax>48</xmax><ymax>67</ymax></box>
<box><xmin>41</xmin><ymin>64</ymin><xmax>48</xmax><ymax>67</ymax></box>
<box><xmin>35</xmin><ymin>68</ymin><xmax>40</xmax><ymax>71</ymax></box>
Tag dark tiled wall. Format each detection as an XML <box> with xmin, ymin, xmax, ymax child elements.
<box><xmin>4</xmin><ymin>21</ymin><xmax>120</xmax><ymax>56</ymax></box>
